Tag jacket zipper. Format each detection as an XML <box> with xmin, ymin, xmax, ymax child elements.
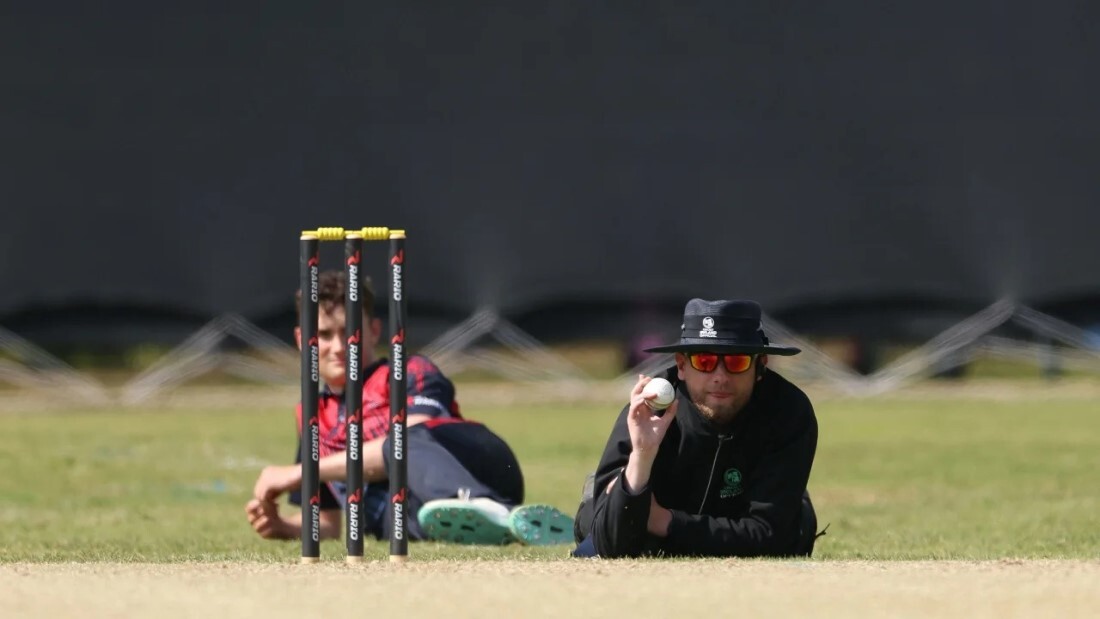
<box><xmin>697</xmin><ymin>434</ymin><xmax>733</xmax><ymax>514</ymax></box>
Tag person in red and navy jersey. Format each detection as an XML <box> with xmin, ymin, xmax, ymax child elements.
<box><xmin>244</xmin><ymin>270</ymin><xmax>526</xmax><ymax>543</ymax></box>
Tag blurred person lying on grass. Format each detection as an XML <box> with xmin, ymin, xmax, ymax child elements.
<box><xmin>245</xmin><ymin>270</ymin><xmax>573</xmax><ymax>546</ymax></box>
<box><xmin>573</xmin><ymin>299</ymin><xmax>824</xmax><ymax>558</ymax></box>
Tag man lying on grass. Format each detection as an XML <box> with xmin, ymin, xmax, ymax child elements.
<box><xmin>573</xmin><ymin>299</ymin><xmax>823</xmax><ymax>558</ymax></box>
<box><xmin>245</xmin><ymin>270</ymin><xmax>573</xmax><ymax>546</ymax></box>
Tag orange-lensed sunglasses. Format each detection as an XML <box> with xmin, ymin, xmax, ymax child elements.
<box><xmin>687</xmin><ymin>353</ymin><xmax>756</xmax><ymax>374</ymax></box>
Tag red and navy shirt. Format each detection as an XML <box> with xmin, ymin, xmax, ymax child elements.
<box><xmin>296</xmin><ymin>354</ymin><xmax>463</xmax><ymax>456</ymax></box>
<box><xmin>290</xmin><ymin>354</ymin><xmax>463</xmax><ymax>522</ymax></box>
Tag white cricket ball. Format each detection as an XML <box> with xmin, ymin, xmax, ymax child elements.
<box><xmin>642</xmin><ymin>377</ymin><xmax>675</xmax><ymax>410</ymax></box>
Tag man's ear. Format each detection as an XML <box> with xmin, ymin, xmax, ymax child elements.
<box><xmin>675</xmin><ymin>352</ymin><xmax>687</xmax><ymax>380</ymax></box>
<box><xmin>294</xmin><ymin>327</ymin><xmax>302</xmax><ymax>351</ymax></box>
<box><xmin>756</xmin><ymin>354</ymin><xmax>768</xmax><ymax>381</ymax></box>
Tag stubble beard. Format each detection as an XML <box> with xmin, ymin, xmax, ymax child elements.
<box><xmin>693</xmin><ymin>394</ymin><xmax>750</xmax><ymax>427</ymax></box>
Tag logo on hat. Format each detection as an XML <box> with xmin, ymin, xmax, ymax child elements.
<box><xmin>699</xmin><ymin>316</ymin><xmax>717</xmax><ymax>338</ymax></box>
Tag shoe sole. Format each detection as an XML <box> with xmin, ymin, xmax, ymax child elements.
<box><xmin>417</xmin><ymin>503</ymin><xmax>513</xmax><ymax>545</ymax></box>
<box><xmin>508</xmin><ymin>504</ymin><xmax>575</xmax><ymax>546</ymax></box>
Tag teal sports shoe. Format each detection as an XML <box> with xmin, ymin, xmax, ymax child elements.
<box><xmin>417</xmin><ymin>496</ymin><xmax>514</xmax><ymax>545</ymax></box>
<box><xmin>508</xmin><ymin>504</ymin><xmax>575</xmax><ymax>546</ymax></box>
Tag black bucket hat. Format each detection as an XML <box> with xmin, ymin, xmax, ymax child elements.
<box><xmin>643</xmin><ymin>299</ymin><xmax>801</xmax><ymax>356</ymax></box>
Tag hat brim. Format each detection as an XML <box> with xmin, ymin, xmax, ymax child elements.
<box><xmin>643</xmin><ymin>343</ymin><xmax>801</xmax><ymax>356</ymax></box>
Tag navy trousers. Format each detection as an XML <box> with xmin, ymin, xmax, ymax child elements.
<box><xmin>379</xmin><ymin>421</ymin><xmax>525</xmax><ymax>540</ymax></box>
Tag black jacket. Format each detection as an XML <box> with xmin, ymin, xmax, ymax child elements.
<box><xmin>581</xmin><ymin>367</ymin><xmax>818</xmax><ymax>558</ymax></box>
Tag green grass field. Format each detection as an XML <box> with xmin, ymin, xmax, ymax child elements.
<box><xmin>2</xmin><ymin>383</ymin><xmax>1098</xmax><ymax>562</ymax></box>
